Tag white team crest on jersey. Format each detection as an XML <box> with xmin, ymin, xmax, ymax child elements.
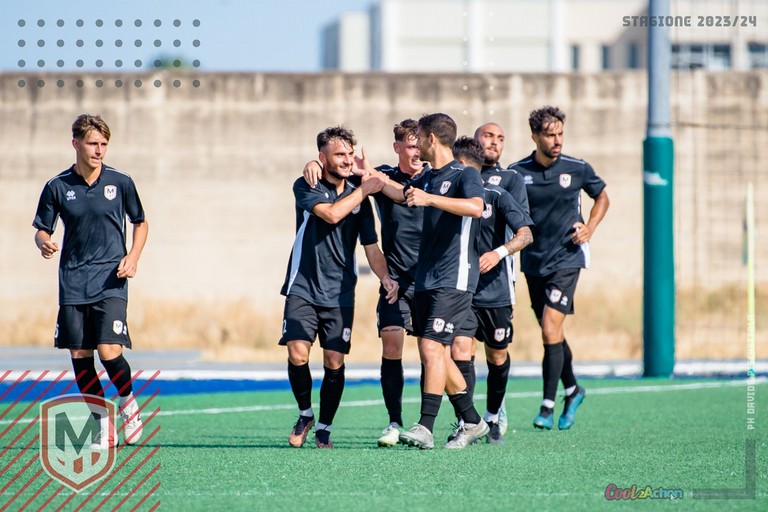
<box><xmin>352</xmin><ymin>205</ymin><xmax>361</xmax><ymax>214</ymax></box>
<box><xmin>559</xmin><ymin>174</ymin><xmax>572</xmax><ymax>188</ymax></box>
<box><xmin>104</xmin><ymin>185</ymin><xmax>117</xmax><ymax>200</ymax></box>
<box><xmin>432</xmin><ymin>318</ymin><xmax>445</xmax><ymax>333</ymax></box>
<box><xmin>549</xmin><ymin>289</ymin><xmax>563</xmax><ymax>303</ymax></box>
<box><xmin>482</xmin><ymin>203</ymin><xmax>493</xmax><ymax>219</ymax></box>
<box><xmin>494</xmin><ymin>328</ymin><xmax>506</xmax><ymax>342</ymax></box>
<box><xmin>112</xmin><ymin>320</ymin><xmax>124</xmax><ymax>335</ymax></box>
<box><xmin>488</xmin><ymin>175</ymin><xmax>502</xmax><ymax>186</ymax></box>
<box><xmin>342</xmin><ymin>328</ymin><xmax>351</xmax><ymax>342</ymax></box>
<box><xmin>439</xmin><ymin>181</ymin><xmax>451</xmax><ymax>195</ymax></box>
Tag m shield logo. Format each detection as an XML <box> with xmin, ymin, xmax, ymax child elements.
<box><xmin>352</xmin><ymin>205</ymin><xmax>361</xmax><ymax>215</ymax></box>
<box><xmin>439</xmin><ymin>181</ymin><xmax>451</xmax><ymax>195</ymax></box>
<box><xmin>342</xmin><ymin>328</ymin><xmax>351</xmax><ymax>342</ymax></box>
<box><xmin>39</xmin><ymin>394</ymin><xmax>117</xmax><ymax>492</ymax></box>
<box><xmin>104</xmin><ymin>185</ymin><xmax>117</xmax><ymax>201</ymax></box>
<box><xmin>487</xmin><ymin>176</ymin><xmax>501</xmax><ymax>186</ymax></box>
<box><xmin>494</xmin><ymin>328</ymin><xmax>506</xmax><ymax>342</ymax></box>
<box><xmin>559</xmin><ymin>174</ymin><xmax>572</xmax><ymax>188</ymax></box>
<box><xmin>432</xmin><ymin>318</ymin><xmax>445</xmax><ymax>333</ymax></box>
<box><xmin>482</xmin><ymin>204</ymin><xmax>493</xmax><ymax>219</ymax></box>
<box><xmin>113</xmin><ymin>320</ymin><xmax>124</xmax><ymax>335</ymax></box>
<box><xmin>549</xmin><ymin>289</ymin><xmax>563</xmax><ymax>303</ymax></box>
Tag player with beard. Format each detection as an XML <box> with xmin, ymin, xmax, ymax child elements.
<box><xmin>280</xmin><ymin>126</ymin><xmax>397</xmax><ymax>448</ymax></box>
<box><xmin>451</xmin><ymin>136</ymin><xmax>533</xmax><ymax>444</ymax></box>
<box><xmin>302</xmin><ymin>119</ymin><xmax>427</xmax><ymax>446</ymax></box>
<box><xmin>377</xmin><ymin>113</ymin><xmax>489</xmax><ymax>450</ymax></box>
<box><xmin>509</xmin><ymin>106</ymin><xmax>610</xmax><ymax>430</ymax></box>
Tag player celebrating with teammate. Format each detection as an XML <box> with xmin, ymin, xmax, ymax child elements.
<box><xmin>379</xmin><ymin>113</ymin><xmax>489</xmax><ymax>449</ymax></box>
<box><xmin>280</xmin><ymin>126</ymin><xmax>397</xmax><ymax>448</ymax></box>
<box><xmin>451</xmin><ymin>136</ymin><xmax>533</xmax><ymax>444</ymax></box>
<box><xmin>302</xmin><ymin>119</ymin><xmax>426</xmax><ymax>447</ymax></box>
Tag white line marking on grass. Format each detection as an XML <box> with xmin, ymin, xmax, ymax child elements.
<box><xmin>1</xmin><ymin>378</ymin><xmax>764</xmax><ymax>424</ymax></box>
<box><xmin>148</xmin><ymin>377</ymin><xmax>768</xmax><ymax>417</ymax></box>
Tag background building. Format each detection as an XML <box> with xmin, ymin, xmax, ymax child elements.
<box><xmin>321</xmin><ymin>0</ymin><xmax>768</xmax><ymax>72</ymax></box>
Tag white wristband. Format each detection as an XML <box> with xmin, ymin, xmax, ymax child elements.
<box><xmin>494</xmin><ymin>246</ymin><xmax>509</xmax><ymax>259</ymax></box>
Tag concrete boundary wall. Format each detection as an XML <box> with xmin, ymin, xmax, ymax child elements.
<box><xmin>1</xmin><ymin>71</ymin><xmax>766</xmax><ymax>353</ymax></box>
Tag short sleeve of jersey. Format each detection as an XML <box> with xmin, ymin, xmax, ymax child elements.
<box><xmin>32</xmin><ymin>183</ymin><xmax>59</xmax><ymax>233</ymax></box>
<box><xmin>293</xmin><ymin>178</ymin><xmax>331</xmax><ymax>214</ymax></box>
<box><xmin>123</xmin><ymin>177</ymin><xmax>146</xmax><ymax>223</ymax></box>
<box><xmin>458</xmin><ymin>167</ymin><xmax>485</xmax><ymax>199</ymax></box>
<box><xmin>506</xmin><ymin>170</ymin><xmax>530</xmax><ymax>214</ymax></box>
<box><xmin>582</xmin><ymin>162</ymin><xmax>606</xmax><ymax>198</ymax></box>
<box><xmin>358</xmin><ymin>196</ymin><xmax>378</xmax><ymax>246</ymax></box>
<box><xmin>498</xmin><ymin>191</ymin><xmax>534</xmax><ymax>233</ymax></box>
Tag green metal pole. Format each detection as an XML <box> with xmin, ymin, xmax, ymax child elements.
<box><xmin>643</xmin><ymin>137</ymin><xmax>675</xmax><ymax>377</ymax></box>
<box><xmin>643</xmin><ymin>0</ymin><xmax>675</xmax><ymax>377</ymax></box>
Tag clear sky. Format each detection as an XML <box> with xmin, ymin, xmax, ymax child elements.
<box><xmin>0</xmin><ymin>0</ymin><xmax>374</xmax><ymax>72</ymax></box>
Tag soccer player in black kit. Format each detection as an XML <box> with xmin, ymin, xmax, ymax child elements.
<box><xmin>280</xmin><ymin>126</ymin><xmax>397</xmax><ymax>448</ymax></box>
<box><xmin>379</xmin><ymin>113</ymin><xmax>489</xmax><ymax>449</ymax></box>
<box><xmin>509</xmin><ymin>106</ymin><xmax>610</xmax><ymax>430</ymax></box>
<box><xmin>33</xmin><ymin>114</ymin><xmax>148</xmax><ymax>448</ymax></box>
<box><xmin>451</xmin><ymin>137</ymin><xmax>533</xmax><ymax>444</ymax></box>
<box><xmin>302</xmin><ymin>119</ymin><xmax>426</xmax><ymax>446</ymax></box>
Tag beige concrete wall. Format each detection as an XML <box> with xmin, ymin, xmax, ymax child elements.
<box><xmin>1</xmin><ymin>70</ymin><xmax>766</xmax><ymax>359</ymax></box>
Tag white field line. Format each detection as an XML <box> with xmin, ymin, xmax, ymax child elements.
<box><xmin>4</xmin><ymin>360</ymin><xmax>767</xmax><ymax>381</ymax></box>
<box><xmin>2</xmin><ymin>377</ymin><xmax>764</xmax><ymax>425</ymax></box>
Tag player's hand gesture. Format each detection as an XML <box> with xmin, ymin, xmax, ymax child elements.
<box><xmin>302</xmin><ymin>160</ymin><xmax>323</xmax><ymax>189</ymax></box>
<box><xmin>117</xmin><ymin>255</ymin><xmax>139</xmax><ymax>278</ymax></box>
<box><xmin>479</xmin><ymin>251</ymin><xmax>501</xmax><ymax>274</ymax></box>
<box><xmin>381</xmin><ymin>275</ymin><xmax>399</xmax><ymax>304</ymax></box>
<box><xmin>361</xmin><ymin>170</ymin><xmax>389</xmax><ymax>195</ymax></box>
<box><xmin>405</xmin><ymin>187</ymin><xmax>430</xmax><ymax>207</ymax></box>
<box><xmin>353</xmin><ymin>147</ymin><xmax>374</xmax><ymax>176</ymax></box>
<box><xmin>571</xmin><ymin>222</ymin><xmax>592</xmax><ymax>245</ymax></box>
<box><xmin>39</xmin><ymin>239</ymin><xmax>59</xmax><ymax>259</ymax></box>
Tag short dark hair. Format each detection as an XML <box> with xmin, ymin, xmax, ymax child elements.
<box><xmin>317</xmin><ymin>126</ymin><xmax>356</xmax><ymax>151</ymax></box>
<box><xmin>452</xmin><ymin>136</ymin><xmax>484</xmax><ymax>169</ymax></box>
<box><xmin>72</xmin><ymin>114</ymin><xmax>111</xmax><ymax>141</ymax></box>
<box><xmin>528</xmin><ymin>106</ymin><xmax>566</xmax><ymax>134</ymax></box>
<box><xmin>417</xmin><ymin>113</ymin><xmax>457</xmax><ymax>146</ymax></box>
<box><xmin>393</xmin><ymin>118</ymin><xmax>417</xmax><ymax>142</ymax></box>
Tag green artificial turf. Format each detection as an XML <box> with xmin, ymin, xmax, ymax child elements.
<box><xmin>1</xmin><ymin>378</ymin><xmax>766</xmax><ymax>511</ymax></box>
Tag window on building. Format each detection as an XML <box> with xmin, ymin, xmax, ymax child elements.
<box><xmin>671</xmin><ymin>44</ymin><xmax>731</xmax><ymax>70</ymax></box>
<box><xmin>570</xmin><ymin>44</ymin><xmax>580</xmax><ymax>71</ymax></box>
<box><xmin>628</xmin><ymin>43</ymin><xmax>640</xmax><ymax>69</ymax></box>
<box><xmin>601</xmin><ymin>45</ymin><xmax>611</xmax><ymax>70</ymax></box>
<box><xmin>748</xmin><ymin>42</ymin><xmax>768</xmax><ymax>69</ymax></box>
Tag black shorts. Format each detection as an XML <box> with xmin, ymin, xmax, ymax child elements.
<box><xmin>412</xmin><ymin>288</ymin><xmax>472</xmax><ymax>346</ymax></box>
<box><xmin>376</xmin><ymin>282</ymin><xmax>415</xmax><ymax>336</ymax></box>
<box><xmin>55</xmin><ymin>297</ymin><xmax>132</xmax><ymax>350</ymax></box>
<box><xmin>456</xmin><ymin>305</ymin><xmax>513</xmax><ymax>349</ymax></box>
<box><xmin>279</xmin><ymin>295</ymin><xmax>354</xmax><ymax>354</ymax></box>
<box><xmin>526</xmin><ymin>268</ymin><xmax>580</xmax><ymax>319</ymax></box>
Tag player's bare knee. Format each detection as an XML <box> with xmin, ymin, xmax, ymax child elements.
<box><xmin>70</xmin><ymin>348</ymin><xmax>94</xmax><ymax>359</ymax></box>
<box><xmin>97</xmin><ymin>343</ymin><xmax>122</xmax><ymax>361</ymax></box>
<box><xmin>286</xmin><ymin>341</ymin><xmax>310</xmax><ymax>365</ymax></box>
<box><xmin>381</xmin><ymin>327</ymin><xmax>404</xmax><ymax>359</ymax></box>
<box><xmin>323</xmin><ymin>350</ymin><xmax>345</xmax><ymax>370</ymax></box>
<box><xmin>451</xmin><ymin>337</ymin><xmax>472</xmax><ymax>361</ymax></box>
<box><xmin>486</xmin><ymin>348</ymin><xmax>508</xmax><ymax>365</ymax></box>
